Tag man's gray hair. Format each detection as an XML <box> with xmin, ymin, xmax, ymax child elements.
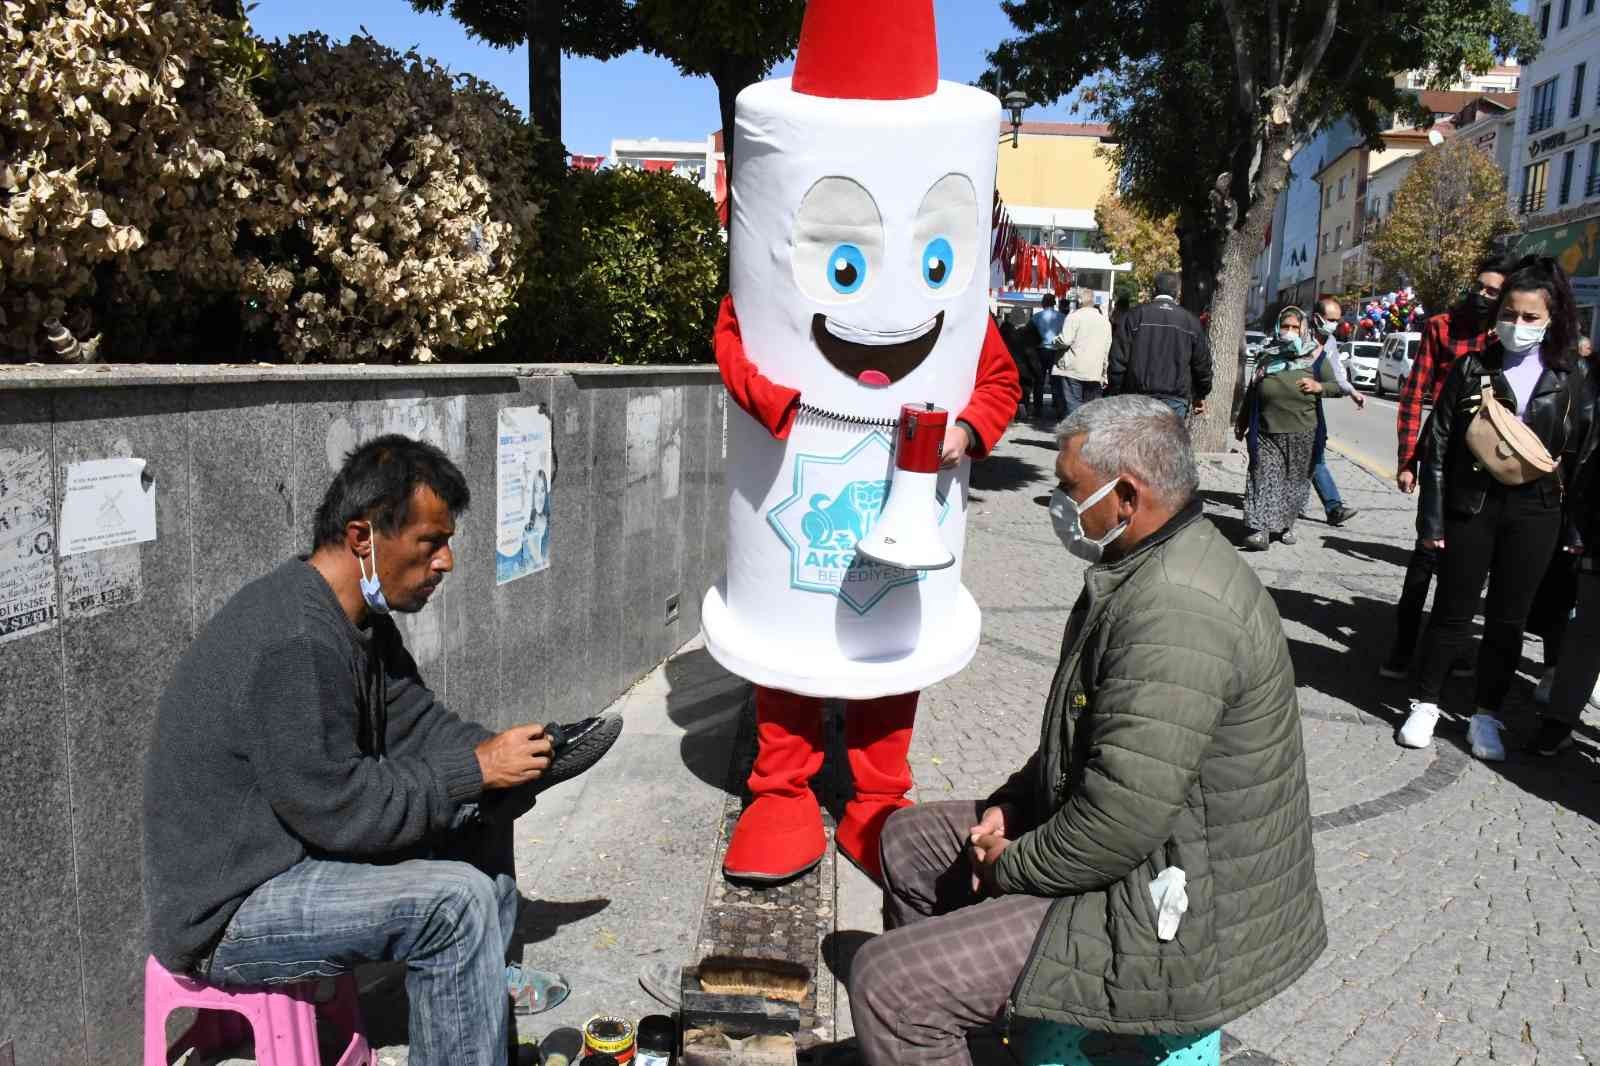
<box><xmin>1055</xmin><ymin>395</ymin><xmax>1199</xmax><ymax>507</ymax></box>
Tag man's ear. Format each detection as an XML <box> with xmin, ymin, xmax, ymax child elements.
<box><xmin>346</xmin><ymin>519</ymin><xmax>374</xmax><ymax>560</ymax></box>
<box><xmin>1114</xmin><ymin>477</ymin><xmax>1139</xmax><ymax>518</ymax></box>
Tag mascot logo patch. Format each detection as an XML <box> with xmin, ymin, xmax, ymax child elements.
<box><xmin>767</xmin><ymin>433</ymin><xmax>947</xmax><ymax>615</ymax></box>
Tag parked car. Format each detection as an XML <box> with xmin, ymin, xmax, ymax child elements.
<box><xmin>1339</xmin><ymin>340</ymin><xmax>1382</xmax><ymax>390</ymax></box>
<box><xmin>1376</xmin><ymin>331</ymin><xmax>1422</xmax><ymax>397</ymax></box>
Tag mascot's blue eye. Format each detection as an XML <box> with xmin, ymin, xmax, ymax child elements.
<box><xmin>922</xmin><ymin>237</ymin><xmax>954</xmax><ymax>289</ymax></box>
<box><xmin>828</xmin><ymin>244</ymin><xmax>867</xmax><ymax>294</ymax></box>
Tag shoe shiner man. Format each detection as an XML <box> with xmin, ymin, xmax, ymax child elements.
<box><xmin>702</xmin><ymin>0</ymin><xmax>1020</xmax><ymax>885</ymax></box>
<box><xmin>144</xmin><ymin>435</ymin><xmax>618</xmax><ymax>1066</ymax></box>
<box><xmin>849</xmin><ymin>397</ymin><xmax>1326</xmax><ymax>1066</ymax></box>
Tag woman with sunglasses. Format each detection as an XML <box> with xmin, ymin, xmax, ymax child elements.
<box><xmin>1234</xmin><ymin>306</ymin><xmax>1345</xmax><ymax>551</ymax></box>
<box><xmin>1399</xmin><ymin>257</ymin><xmax>1593</xmax><ymax>760</ymax></box>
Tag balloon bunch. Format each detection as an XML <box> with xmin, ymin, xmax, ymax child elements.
<box><xmin>1359</xmin><ymin>288</ymin><xmax>1426</xmax><ymax>337</ymax></box>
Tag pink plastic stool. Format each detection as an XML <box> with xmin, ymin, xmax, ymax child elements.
<box><xmin>143</xmin><ymin>955</ymin><xmax>373</xmax><ymax>1066</ymax></box>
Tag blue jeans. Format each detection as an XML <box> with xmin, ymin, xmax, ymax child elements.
<box><xmin>1054</xmin><ymin>376</ymin><xmax>1103</xmax><ymax>419</ymax></box>
<box><xmin>1156</xmin><ymin>396</ymin><xmax>1190</xmax><ymax>419</ymax></box>
<box><xmin>205</xmin><ymin>820</ymin><xmax>522</xmax><ymax>1066</ymax></box>
<box><xmin>1311</xmin><ymin>461</ymin><xmax>1343</xmax><ymax>516</ymax></box>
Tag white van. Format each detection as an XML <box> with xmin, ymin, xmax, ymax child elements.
<box><xmin>1377</xmin><ymin>331</ymin><xmax>1422</xmax><ymax>397</ymax></box>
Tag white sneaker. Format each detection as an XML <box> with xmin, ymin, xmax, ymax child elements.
<box><xmin>1589</xmin><ymin>676</ymin><xmax>1600</xmax><ymax>711</ymax></box>
<box><xmin>1535</xmin><ymin>668</ymin><xmax>1556</xmax><ymax>705</ymax></box>
<box><xmin>1467</xmin><ymin>714</ymin><xmax>1506</xmax><ymax>761</ymax></box>
<box><xmin>1399</xmin><ymin>701</ymin><xmax>1441</xmax><ymax>748</ymax></box>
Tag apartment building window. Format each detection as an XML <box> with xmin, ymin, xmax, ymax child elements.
<box><xmin>1338</xmin><ymin>175</ymin><xmax>1347</xmax><ymax>199</ymax></box>
<box><xmin>1540</xmin><ymin>2</ymin><xmax>1552</xmax><ymax>36</ymax></box>
<box><xmin>1574</xmin><ymin>63</ymin><xmax>1588</xmax><ymax>118</ymax></box>
<box><xmin>1335</xmin><ymin>224</ymin><xmax>1345</xmax><ymax>249</ymax></box>
<box><xmin>1561</xmin><ymin>0</ymin><xmax>1572</xmax><ymax>28</ymax></box>
<box><xmin>1386</xmin><ymin>191</ymin><xmax>1396</xmax><ymax>214</ymax></box>
<box><xmin>1588</xmin><ymin>141</ymin><xmax>1600</xmax><ymax>197</ymax></box>
<box><xmin>1587</xmin><ymin>0</ymin><xmax>1596</xmax><ymax>15</ymax></box>
<box><xmin>1560</xmin><ymin>148</ymin><xmax>1576</xmax><ymax>205</ymax></box>
<box><xmin>1322</xmin><ymin>232</ymin><xmax>1331</xmax><ymax>254</ymax></box>
<box><xmin>1529</xmin><ymin>77</ymin><xmax>1560</xmax><ymax>133</ymax></box>
<box><xmin>1324</xmin><ymin>186</ymin><xmax>1332</xmax><ymax>208</ymax></box>
<box><xmin>1522</xmin><ymin>159</ymin><xmax>1549</xmax><ymax>212</ymax></box>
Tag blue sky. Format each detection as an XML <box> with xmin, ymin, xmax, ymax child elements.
<box><xmin>247</xmin><ymin>1</ymin><xmax>1082</xmax><ymax>157</ymax></box>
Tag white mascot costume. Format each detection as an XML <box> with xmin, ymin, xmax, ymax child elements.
<box><xmin>702</xmin><ymin>0</ymin><xmax>1021</xmax><ymax>883</ymax></box>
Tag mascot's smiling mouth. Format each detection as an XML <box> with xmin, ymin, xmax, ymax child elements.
<box><xmin>811</xmin><ymin>311</ymin><xmax>944</xmax><ymax>387</ymax></box>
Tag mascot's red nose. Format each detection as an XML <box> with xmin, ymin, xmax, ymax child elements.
<box><xmin>858</xmin><ymin>370</ymin><xmax>891</xmax><ymax>387</ymax></box>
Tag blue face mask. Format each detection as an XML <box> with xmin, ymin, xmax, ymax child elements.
<box><xmin>357</xmin><ymin>525</ymin><xmax>390</xmax><ymax>615</ymax></box>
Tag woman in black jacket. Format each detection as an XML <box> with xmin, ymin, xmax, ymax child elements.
<box><xmin>1398</xmin><ymin>257</ymin><xmax>1592</xmax><ymax>760</ymax></box>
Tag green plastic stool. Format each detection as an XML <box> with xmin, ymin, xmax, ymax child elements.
<box><xmin>1011</xmin><ymin>1024</ymin><xmax>1221</xmax><ymax>1066</ymax></box>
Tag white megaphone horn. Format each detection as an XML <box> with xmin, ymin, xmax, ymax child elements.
<box><xmin>855</xmin><ymin>403</ymin><xmax>955</xmax><ymax>572</ymax></box>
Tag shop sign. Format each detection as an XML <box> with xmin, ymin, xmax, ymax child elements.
<box><xmin>1529</xmin><ymin>122</ymin><xmax>1592</xmax><ymax>159</ymax></box>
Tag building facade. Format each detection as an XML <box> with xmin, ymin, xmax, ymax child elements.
<box><xmin>608</xmin><ymin>136</ymin><xmax>721</xmax><ymax>198</ymax></box>
<box><xmin>994</xmin><ymin>122</ymin><xmax>1130</xmax><ymax>307</ymax></box>
<box><xmin>1507</xmin><ymin>0</ymin><xmax>1600</xmax><ymax>344</ymax></box>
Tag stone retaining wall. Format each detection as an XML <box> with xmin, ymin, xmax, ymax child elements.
<box><xmin>0</xmin><ymin>363</ymin><xmax>729</xmax><ymax>1065</ymax></box>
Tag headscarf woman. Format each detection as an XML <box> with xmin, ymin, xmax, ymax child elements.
<box><xmin>1234</xmin><ymin>306</ymin><xmax>1346</xmax><ymax>551</ymax></box>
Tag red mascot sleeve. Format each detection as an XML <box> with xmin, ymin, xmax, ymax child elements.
<box><xmin>715</xmin><ymin>296</ymin><xmax>1019</xmax><ymax>456</ymax></box>
<box><xmin>713</xmin><ymin>294</ymin><xmax>802</xmax><ymax>440</ymax></box>
<box><xmin>957</xmin><ymin>318</ymin><xmax>1023</xmax><ymax>458</ymax></box>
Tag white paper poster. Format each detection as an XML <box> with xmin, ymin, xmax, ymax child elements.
<box><xmin>58</xmin><ymin>458</ymin><xmax>157</xmax><ymax>557</ymax></box>
<box><xmin>496</xmin><ymin>407</ymin><xmax>553</xmax><ymax>585</ymax></box>
<box><xmin>0</xmin><ymin>447</ymin><xmax>59</xmax><ymax>645</ymax></box>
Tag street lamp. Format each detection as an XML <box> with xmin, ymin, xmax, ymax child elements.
<box><xmin>1003</xmin><ymin>91</ymin><xmax>1028</xmax><ymax>148</ymax></box>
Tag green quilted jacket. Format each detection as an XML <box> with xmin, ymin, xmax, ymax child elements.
<box><xmin>990</xmin><ymin>500</ymin><xmax>1325</xmax><ymax>1035</ymax></box>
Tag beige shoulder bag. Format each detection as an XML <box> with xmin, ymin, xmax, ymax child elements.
<box><xmin>1464</xmin><ymin>375</ymin><xmax>1557</xmax><ymax>485</ymax></box>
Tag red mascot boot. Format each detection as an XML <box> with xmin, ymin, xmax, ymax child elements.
<box><xmin>723</xmin><ymin>687</ymin><xmax>827</xmax><ymax>882</ymax></box>
<box><xmin>834</xmin><ymin>693</ymin><xmax>919</xmax><ymax>884</ymax></box>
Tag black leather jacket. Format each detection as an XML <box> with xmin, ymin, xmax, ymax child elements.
<box><xmin>1562</xmin><ymin>362</ymin><xmax>1600</xmax><ymax>556</ymax></box>
<box><xmin>1418</xmin><ymin>343</ymin><xmax>1589</xmax><ymax>542</ymax></box>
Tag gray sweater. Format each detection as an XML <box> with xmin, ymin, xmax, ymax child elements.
<box><xmin>142</xmin><ymin>559</ymin><xmax>491</xmax><ymax>972</ymax></box>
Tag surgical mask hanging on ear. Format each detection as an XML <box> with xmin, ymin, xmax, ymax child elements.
<box><xmin>358</xmin><ymin>525</ymin><xmax>390</xmax><ymax>615</ymax></box>
<box><xmin>1050</xmin><ymin>480</ymin><xmax>1129</xmax><ymax>564</ymax></box>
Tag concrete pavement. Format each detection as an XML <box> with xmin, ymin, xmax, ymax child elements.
<box><xmin>195</xmin><ymin>417</ymin><xmax>1598</xmax><ymax>1066</ymax></box>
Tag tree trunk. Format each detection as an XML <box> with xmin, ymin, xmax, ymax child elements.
<box><xmin>1176</xmin><ymin>209</ymin><xmax>1222</xmax><ymax>315</ymax></box>
<box><xmin>715</xmin><ymin>75</ymin><xmax>739</xmax><ymax>194</ymax></box>
<box><xmin>1192</xmin><ymin>132</ymin><xmax>1293</xmax><ymax>452</ymax></box>
<box><xmin>526</xmin><ymin>0</ymin><xmax>562</xmax><ymax>150</ymax></box>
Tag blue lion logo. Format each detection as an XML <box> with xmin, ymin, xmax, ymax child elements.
<box><xmin>800</xmin><ymin>480</ymin><xmax>888</xmax><ymax>551</ymax></box>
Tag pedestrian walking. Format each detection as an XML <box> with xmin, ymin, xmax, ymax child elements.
<box><xmin>1051</xmin><ymin>286</ymin><xmax>1112</xmax><ymax>419</ymax></box>
<box><xmin>1535</xmin><ymin>359</ymin><xmax>1600</xmax><ymax>754</ymax></box>
<box><xmin>1308</xmin><ymin>296</ymin><xmax>1362</xmax><ymax>526</ymax></box>
<box><xmin>848</xmin><ymin>396</ymin><xmax>1325</xmax><ymax>1066</ymax></box>
<box><xmin>1234</xmin><ymin>306</ymin><xmax>1345</xmax><ymax>551</ymax></box>
<box><xmin>1028</xmin><ymin>293</ymin><xmax>1065</xmax><ymax>420</ymax></box>
<box><xmin>1107</xmin><ymin>271</ymin><xmax>1212</xmax><ymax>418</ymax></box>
<box><xmin>1398</xmin><ymin>257</ymin><xmax>1593</xmax><ymax>761</ymax></box>
<box><xmin>1380</xmin><ymin>255</ymin><xmax>1513</xmax><ymax>678</ymax></box>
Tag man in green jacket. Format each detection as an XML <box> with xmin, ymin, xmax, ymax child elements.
<box><xmin>849</xmin><ymin>395</ymin><xmax>1326</xmax><ymax>1065</ymax></box>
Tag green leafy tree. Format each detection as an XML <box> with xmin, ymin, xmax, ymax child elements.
<box><xmin>1370</xmin><ymin>139</ymin><xmax>1517</xmax><ymax>316</ymax></box>
<box><xmin>504</xmin><ymin>167</ymin><xmax>725</xmax><ymax>364</ymax></box>
<box><xmin>409</xmin><ymin>0</ymin><xmax>803</xmax><ymax>182</ymax></box>
<box><xmin>1093</xmin><ymin>192</ymin><xmax>1180</xmax><ymax>297</ymax></box>
<box><xmin>407</xmin><ymin>0</ymin><xmax>635</xmax><ymax>147</ymax></box>
<box><xmin>986</xmin><ymin>0</ymin><xmax>1536</xmax><ymax>447</ymax></box>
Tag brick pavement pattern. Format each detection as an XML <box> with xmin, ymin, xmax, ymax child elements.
<box><xmin>908</xmin><ymin>428</ymin><xmax>1600</xmax><ymax>1066</ymax></box>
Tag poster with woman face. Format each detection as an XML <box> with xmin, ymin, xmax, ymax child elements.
<box><xmin>496</xmin><ymin>406</ymin><xmax>553</xmax><ymax>584</ymax></box>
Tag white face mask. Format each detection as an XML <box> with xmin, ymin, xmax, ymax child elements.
<box><xmin>1496</xmin><ymin>320</ymin><xmax>1547</xmax><ymax>353</ymax></box>
<box><xmin>357</xmin><ymin>525</ymin><xmax>391</xmax><ymax>615</ymax></box>
<box><xmin>1050</xmin><ymin>480</ymin><xmax>1128</xmax><ymax>564</ymax></box>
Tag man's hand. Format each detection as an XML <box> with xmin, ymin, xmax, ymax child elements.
<box><xmin>475</xmin><ymin>724</ymin><xmax>552</xmax><ymax>790</ymax></box>
<box><xmin>941</xmin><ymin>423</ymin><xmax>972</xmax><ymax>469</ymax></box>
<box><xmin>1296</xmin><ymin>379</ymin><xmax>1323</xmax><ymax>395</ymax></box>
<box><xmin>1397</xmin><ymin>470</ymin><xmax>1417</xmax><ymax>494</ymax></box>
<box><xmin>1351</xmin><ymin>391</ymin><xmax>1366</xmax><ymax>410</ymax></box>
<box><xmin>1421</xmin><ymin>538</ymin><xmax>1446</xmax><ymax>551</ymax></box>
<box><xmin>969</xmin><ymin>831</ymin><xmax>1011</xmax><ymax>896</ymax></box>
<box><xmin>1192</xmin><ymin>398</ymin><xmax>1208</xmax><ymax>417</ymax></box>
<box><xmin>968</xmin><ymin>804</ymin><xmax>1016</xmax><ymax>842</ymax></box>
